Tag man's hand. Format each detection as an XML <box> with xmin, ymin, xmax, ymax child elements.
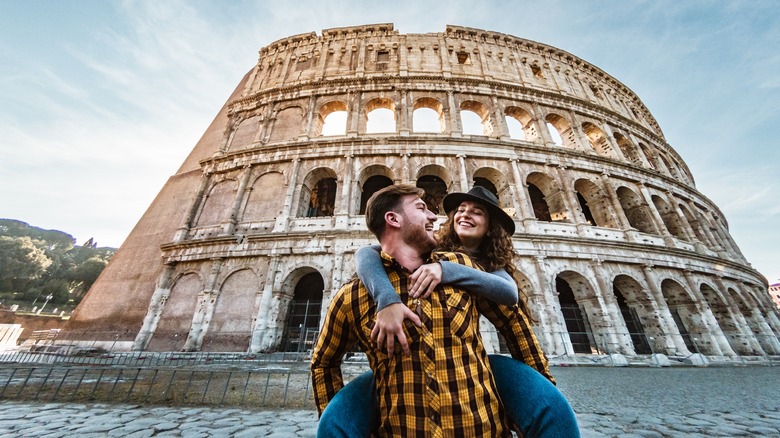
<box><xmin>371</xmin><ymin>302</ymin><xmax>422</xmax><ymax>356</ymax></box>
<box><xmin>409</xmin><ymin>262</ymin><xmax>442</xmax><ymax>298</ymax></box>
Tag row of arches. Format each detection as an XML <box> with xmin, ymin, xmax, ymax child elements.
<box><xmin>139</xmin><ymin>257</ymin><xmax>780</xmax><ymax>358</ymax></box>
<box><xmin>226</xmin><ymin>94</ymin><xmax>690</xmax><ymax>184</ymax></box>
<box><xmin>192</xmin><ymin>160</ymin><xmax>738</xmax><ymax>257</ymax></box>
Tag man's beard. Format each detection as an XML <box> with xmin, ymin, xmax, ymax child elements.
<box><xmin>403</xmin><ymin>222</ymin><xmax>437</xmax><ymax>254</ymax></box>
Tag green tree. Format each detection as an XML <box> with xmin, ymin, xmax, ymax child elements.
<box><xmin>67</xmin><ymin>257</ymin><xmax>107</xmax><ymax>298</ymax></box>
<box><xmin>0</xmin><ymin>236</ymin><xmax>52</xmax><ymax>291</ymax></box>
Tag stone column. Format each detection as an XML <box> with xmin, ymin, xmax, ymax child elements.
<box><xmin>302</xmin><ymin>94</ymin><xmax>317</xmax><ymax>140</ymax></box>
<box><xmin>184</xmin><ymin>258</ymin><xmax>223</xmax><ymax>351</ymax></box>
<box><xmin>401</xmin><ymin>153</ymin><xmax>412</xmax><ymax>184</ymax></box>
<box><xmin>533</xmin><ymin>256</ymin><xmax>568</xmax><ymax>355</ymax></box>
<box><xmin>641</xmin><ymin>265</ymin><xmax>689</xmax><ymax>355</ymax></box>
<box><xmin>399</xmin><ymin>89</ymin><xmax>411</xmax><ymax>136</ymax></box>
<box><xmin>438</xmin><ymin>36</ymin><xmax>451</xmax><ymax>78</ymax></box>
<box><xmin>346</xmin><ymin>91</ymin><xmax>361</xmax><ymax>137</ymax></box>
<box><xmin>598</xmin><ymin>174</ymin><xmax>632</xmax><ymax>231</ymax></box>
<box><xmin>174</xmin><ymin>174</ymin><xmax>212</xmax><ymax>242</ymax></box>
<box><xmin>508</xmin><ymin>158</ymin><xmax>530</xmax><ymax>225</ymax></box>
<box><xmin>457</xmin><ymin>154</ymin><xmax>469</xmax><ymax>192</ymax></box>
<box><xmin>665</xmin><ymin>191</ymin><xmax>699</xmax><ymax>247</ymax></box>
<box><xmin>335</xmin><ymin>154</ymin><xmax>354</xmax><ymax>229</ymax></box>
<box><xmin>551</xmin><ymin>165</ymin><xmax>586</xmax><ymax>226</ymax></box>
<box><xmin>224</xmin><ymin>166</ymin><xmax>253</xmax><ymax>235</ymax></box>
<box><xmin>447</xmin><ymin>91</ymin><xmax>462</xmax><ymax>137</ymax></box>
<box><xmin>491</xmin><ymin>95</ymin><xmax>509</xmax><ymax>140</ymax></box>
<box><xmin>637</xmin><ymin>184</ymin><xmax>672</xmax><ymax>243</ymax></box>
<box><xmin>601</xmin><ymin>123</ymin><xmax>625</xmax><ymax>161</ymax></box>
<box><xmin>133</xmin><ymin>265</ymin><xmax>176</xmax><ymax>351</ymax></box>
<box><xmin>273</xmin><ymin>158</ymin><xmax>301</xmax><ymax>232</ymax></box>
<box><xmin>589</xmin><ymin>260</ymin><xmax>635</xmax><ymax>355</ymax></box>
<box><xmin>712</xmin><ymin>276</ymin><xmax>765</xmax><ymax>355</ymax></box>
<box><xmin>399</xmin><ymin>36</ymin><xmax>409</xmax><ymax>77</ymax></box>
<box><xmin>682</xmin><ymin>271</ymin><xmax>733</xmax><ymax>356</ymax></box>
<box><xmin>250</xmin><ymin>253</ymin><xmax>280</xmax><ymax>352</ymax></box>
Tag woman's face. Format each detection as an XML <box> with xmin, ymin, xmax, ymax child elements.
<box><xmin>453</xmin><ymin>200</ymin><xmax>490</xmax><ymax>249</ymax></box>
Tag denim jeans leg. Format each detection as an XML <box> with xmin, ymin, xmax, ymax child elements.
<box><xmin>317</xmin><ymin>370</ymin><xmax>377</xmax><ymax>438</ymax></box>
<box><xmin>489</xmin><ymin>354</ymin><xmax>580</xmax><ymax>438</ymax></box>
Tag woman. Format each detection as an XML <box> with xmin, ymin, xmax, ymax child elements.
<box><xmin>318</xmin><ymin>186</ymin><xmax>579</xmax><ymax>438</ymax></box>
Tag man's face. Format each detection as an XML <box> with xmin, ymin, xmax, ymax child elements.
<box><xmin>397</xmin><ymin>194</ymin><xmax>437</xmax><ymax>252</ymax></box>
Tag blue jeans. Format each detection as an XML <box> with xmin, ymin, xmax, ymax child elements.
<box><xmin>317</xmin><ymin>354</ymin><xmax>580</xmax><ymax>437</ymax></box>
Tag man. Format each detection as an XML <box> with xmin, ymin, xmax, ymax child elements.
<box><xmin>310</xmin><ymin>184</ymin><xmax>511</xmax><ymax>437</ymax></box>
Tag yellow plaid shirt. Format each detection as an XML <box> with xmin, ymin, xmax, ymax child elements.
<box><xmin>311</xmin><ymin>251</ymin><xmax>511</xmax><ymax>437</ymax></box>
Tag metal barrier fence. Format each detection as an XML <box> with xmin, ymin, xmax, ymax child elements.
<box><xmin>1</xmin><ymin>327</ymin><xmax>779</xmax><ymax>408</ymax></box>
<box><xmin>0</xmin><ymin>365</ymin><xmax>334</xmax><ymax>409</ymax></box>
<box><xmin>6</xmin><ymin>328</ymin><xmax>780</xmax><ymax>364</ymax></box>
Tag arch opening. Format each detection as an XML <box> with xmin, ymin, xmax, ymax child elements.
<box><xmin>281</xmin><ymin>271</ymin><xmax>324</xmax><ymax>353</ymax></box>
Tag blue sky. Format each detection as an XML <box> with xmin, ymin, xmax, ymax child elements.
<box><xmin>1</xmin><ymin>0</ymin><xmax>778</xmax><ymax>283</ymax></box>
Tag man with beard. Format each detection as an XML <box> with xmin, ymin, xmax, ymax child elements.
<box><xmin>311</xmin><ymin>184</ymin><xmax>510</xmax><ymax>437</ymax></box>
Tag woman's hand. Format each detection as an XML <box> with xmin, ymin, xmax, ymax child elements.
<box><xmin>409</xmin><ymin>262</ymin><xmax>442</xmax><ymax>298</ymax></box>
<box><xmin>371</xmin><ymin>303</ymin><xmax>421</xmax><ymax>356</ymax></box>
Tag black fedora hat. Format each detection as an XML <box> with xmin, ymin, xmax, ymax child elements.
<box><xmin>442</xmin><ymin>186</ymin><xmax>516</xmax><ymax>235</ymax></box>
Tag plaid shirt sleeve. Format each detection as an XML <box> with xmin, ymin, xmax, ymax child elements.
<box><xmin>475</xmin><ymin>298</ymin><xmax>555</xmax><ymax>384</ymax></box>
<box><xmin>310</xmin><ymin>281</ymin><xmax>361</xmax><ymax>415</ymax></box>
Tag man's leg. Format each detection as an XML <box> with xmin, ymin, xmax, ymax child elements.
<box><xmin>317</xmin><ymin>370</ymin><xmax>378</xmax><ymax>438</ymax></box>
<box><xmin>489</xmin><ymin>354</ymin><xmax>580</xmax><ymax>438</ymax></box>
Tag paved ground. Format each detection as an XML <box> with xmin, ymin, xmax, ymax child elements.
<box><xmin>0</xmin><ymin>366</ymin><xmax>778</xmax><ymax>437</ymax></box>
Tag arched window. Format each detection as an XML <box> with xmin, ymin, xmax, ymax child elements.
<box><xmin>556</xmin><ymin>274</ymin><xmax>596</xmax><ymax>354</ymax></box>
<box><xmin>581</xmin><ymin>122</ymin><xmax>614</xmax><ymax>157</ymax></box>
<box><xmin>413</xmin><ymin>97</ymin><xmax>445</xmax><ymax>133</ymax></box>
<box><xmin>613</xmin><ymin>275</ymin><xmax>654</xmax><ymax>354</ymax></box>
<box><xmin>574</xmin><ymin>179</ymin><xmax>618</xmax><ymax>228</ymax></box>
<box><xmin>308</xmin><ymin>178</ymin><xmax>337</xmax><ymax>217</ymax></box>
<box><xmin>473</xmin><ymin>167</ymin><xmax>515</xmax><ymax>219</ymax></box>
<box><xmin>616</xmin><ymin>186</ymin><xmax>656</xmax><ymax>234</ymax></box>
<box><xmin>527</xmin><ymin>184</ymin><xmax>552</xmax><ymax>221</ymax></box>
<box><xmin>505</xmin><ymin>106</ymin><xmax>538</xmax><ymax>142</ymax></box>
<box><xmin>661</xmin><ymin>279</ymin><xmax>702</xmax><ymax>354</ymax></box>
<box><xmin>282</xmin><ymin>271</ymin><xmax>324</xmax><ymax>352</ymax></box>
<box><xmin>473</xmin><ymin>177</ymin><xmax>497</xmax><ymax>195</ymax></box>
<box><xmin>652</xmin><ymin>195</ymin><xmax>687</xmax><ymax>240</ymax></box>
<box><xmin>545</xmin><ymin>113</ymin><xmax>574</xmax><ymax>147</ymax></box>
<box><xmin>360</xmin><ymin>175</ymin><xmax>393</xmax><ymax>214</ymax></box>
<box><xmin>527</xmin><ymin>172</ymin><xmax>568</xmax><ymax>222</ymax></box>
<box><xmin>365</xmin><ymin>98</ymin><xmax>396</xmax><ymax>133</ymax></box>
<box><xmin>638</xmin><ymin>143</ymin><xmax>659</xmax><ymax>170</ymax></box>
<box><xmin>614</xmin><ymin>133</ymin><xmax>643</xmax><ymax>166</ymax></box>
<box><xmin>299</xmin><ymin>168</ymin><xmax>338</xmax><ymax>218</ymax></box>
<box><xmin>318</xmin><ymin>101</ymin><xmax>348</xmax><ymax>136</ymax></box>
<box><xmin>460</xmin><ymin>100</ymin><xmax>492</xmax><ymax>136</ymax></box>
<box><xmin>416</xmin><ymin>175</ymin><xmax>448</xmax><ymax>214</ymax></box>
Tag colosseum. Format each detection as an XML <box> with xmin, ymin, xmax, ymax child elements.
<box><xmin>67</xmin><ymin>23</ymin><xmax>780</xmax><ymax>364</ymax></box>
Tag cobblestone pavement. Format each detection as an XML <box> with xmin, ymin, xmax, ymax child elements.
<box><xmin>0</xmin><ymin>366</ymin><xmax>778</xmax><ymax>437</ymax></box>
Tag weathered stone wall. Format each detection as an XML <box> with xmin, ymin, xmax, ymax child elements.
<box><xmin>69</xmin><ymin>24</ymin><xmax>780</xmax><ymax>359</ymax></box>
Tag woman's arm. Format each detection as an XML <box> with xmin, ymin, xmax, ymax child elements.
<box><xmin>355</xmin><ymin>245</ymin><xmax>401</xmax><ymax>311</ymax></box>
<box><xmin>413</xmin><ymin>261</ymin><xmax>518</xmax><ymax>305</ymax></box>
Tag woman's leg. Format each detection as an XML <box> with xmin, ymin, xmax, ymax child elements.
<box><xmin>316</xmin><ymin>370</ymin><xmax>378</xmax><ymax>438</ymax></box>
<box><xmin>489</xmin><ymin>354</ymin><xmax>580</xmax><ymax>438</ymax></box>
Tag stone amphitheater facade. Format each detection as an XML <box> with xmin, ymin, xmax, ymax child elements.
<box><xmin>68</xmin><ymin>24</ymin><xmax>780</xmax><ymax>361</ymax></box>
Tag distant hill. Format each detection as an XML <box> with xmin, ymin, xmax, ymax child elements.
<box><xmin>0</xmin><ymin>218</ymin><xmax>117</xmax><ymax>313</ymax></box>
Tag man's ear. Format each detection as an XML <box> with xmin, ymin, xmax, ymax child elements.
<box><xmin>385</xmin><ymin>211</ymin><xmax>401</xmax><ymax>230</ymax></box>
